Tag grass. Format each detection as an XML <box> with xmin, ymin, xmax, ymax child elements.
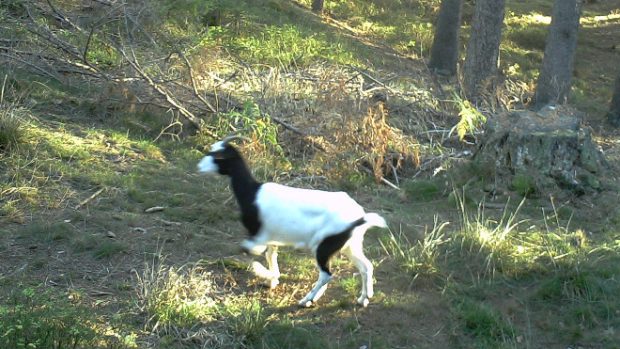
<box><xmin>456</xmin><ymin>298</ymin><xmax>518</xmax><ymax>347</ymax></box>
<box><xmin>136</xmin><ymin>259</ymin><xmax>218</xmax><ymax>333</ymax></box>
<box><xmin>0</xmin><ymin>286</ymin><xmax>137</xmax><ymax>349</ymax></box>
<box><xmin>380</xmin><ymin>216</ymin><xmax>450</xmax><ymax>283</ymax></box>
<box><xmin>1</xmin><ymin>0</ymin><xmax>620</xmax><ymax>348</ymax></box>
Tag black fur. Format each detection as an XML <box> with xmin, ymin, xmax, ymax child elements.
<box><xmin>211</xmin><ymin>145</ymin><xmax>263</xmax><ymax>236</ymax></box>
<box><xmin>316</xmin><ymin>218</ymin><xmax>366</xmax><ymax>275</ymax></box>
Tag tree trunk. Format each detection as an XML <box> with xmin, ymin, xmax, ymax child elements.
<box><xmin>462</xmin><ymin>0</ymin><xmax>506</xmax><ymax>103</ymax></box>
<box><xmin>312</xmin><ymin>0</ymin><xmax>325</xmax><ymax>14</ymax></box>
<box><xmin>533</xmin><ymin>0</ymin><xmax>583</xmax><ymax>109</ymax></box>
<box><xmin>474</xmin><ymin>106</ymin><xmax>605</xmax><ymax>195</ymax></box>
<box><xmin>428</xmin><ymin>0</ymin><xmax>463</xmax><ymax>76</ymax></box>
<box><xmin>607</xmin><ymin>74</ymin><xmax>620</xmax><ymax>127</ymax></box>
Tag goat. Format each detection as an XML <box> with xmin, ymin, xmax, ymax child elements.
<box><xmin>197</xmin><ymin>136</ymin><xmax>388</xmax><ymax>307</ymax></box>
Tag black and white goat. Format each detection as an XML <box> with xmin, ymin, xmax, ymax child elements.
<box><xmin>197</xmin><ymin>136</ymin><xmax>388</xmax><ymax>307</ymax></box>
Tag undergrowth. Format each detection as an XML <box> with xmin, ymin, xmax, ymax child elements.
<box><xmin>1</xmin><ymin>0</ymin><xmax>620</xmax><ymax>348</ymax></box>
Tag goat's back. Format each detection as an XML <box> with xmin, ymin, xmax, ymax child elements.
<box><xmin>255</xmin><ymin>183</ymin><xmax>365</xmax><ymax>247</ymax></box>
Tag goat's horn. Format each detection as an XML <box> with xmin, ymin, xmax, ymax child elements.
<box><xmin>221</xmin><ymin>135</ymin><xmax>251</xmax><ymax>145</ymax></box>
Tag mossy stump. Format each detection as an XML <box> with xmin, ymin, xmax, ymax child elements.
<box><xmin>473</xmin><ymin>106</ymin><xmax>606</xmax><ymax>195</ymax></box>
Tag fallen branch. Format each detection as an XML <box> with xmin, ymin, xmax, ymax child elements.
<box><xmin>74</xmin><ymin>187</ymin><xmax>105</xmax><ymax>209</ymax></box>
<box><xmin>119</xmin><ymin>46</ymin><xmax>204</xmax><ymax>130</ymax></box>
<box><xmin>360</xmin><ymin>166</ymin><xmax>400</xmax><ymax>190</ymax></box>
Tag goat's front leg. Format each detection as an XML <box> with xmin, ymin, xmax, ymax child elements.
<box><xmin>241</xmin><ymin>238</ymin><xmax>267</xmax><ymax>255</ymax></box>
<box><xmin>250</xmin><ymin>260</ymin><xmax>280</xmax><ymax>288</ymax></box>
<box><xmin>264</xmin><ymin>245</ymin><xmax>280</xmax><ymax>288</ymax></box>
<box><xmin>247</xmin><ymin>241</ymin><xmax>280</xmax><ymax>289</ymax></box>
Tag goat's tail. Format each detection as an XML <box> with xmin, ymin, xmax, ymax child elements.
<box><xmin>363</xmin><ymin>212</ymin><xmax>388</xmax><ymax>229</ymax></box>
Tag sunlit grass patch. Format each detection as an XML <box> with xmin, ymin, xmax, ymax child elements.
<box><xmin>381</xmin><ymin>217</ymin><xmax>450</xmax><ymax>282</ymax></box>
<box><xmin>0</xmin><ymin>105</ymin><xmax>178</xmax><ymax>222</ymax></box>
<box><xmin>135</xmin><ymin>257</ymin><xmax>219</xmax><ymax>333</ymax></box>
<box><xmin>204</xmin><ymin>24</ymin><xmax>356</xmax><ymax>67</ymax></box>
<box><xmin>452</xmin><ymin>194</ymin><xmax>605</xmax><ymax>280</ymax></box>
<box><xmin>0</xmin><ymin>286</ymin><xmax>136</xmax><ymax>349</ymax></box>
<box><xmin>298</xmin><ymin>0</ymin><xmax>438</xmax><ymax>57</ymax></box>
<box><xmin>221</xmin><ymin>298</ymin><xmax>274</xmax><ymax>345</ymax></box>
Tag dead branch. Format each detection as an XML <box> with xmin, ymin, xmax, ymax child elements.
<box><xmin>74</xmin><ymin>187</ymin><xmax>105</xmax><ymax>209</ymax></box>
<box><xmin>360</xmin><ymin>166</ymin><xmax>400</xmax><ymax>190</ymax></box>
<box><xmin>119</xmin><ymin>45</ymin><xmax>202</xmax><ymax>129</ymax></box>
<box><xmin>0</xmin><ymin>52</ymin><xmax>61</xmax><ymax>81</ymax></box>
<box><xmin>179</xmin><ymin>52</ymin><xmax>217</xmax><ymax>113</ymax></box>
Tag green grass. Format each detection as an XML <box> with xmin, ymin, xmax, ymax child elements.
<box><xmin>0</xmin><ymin>286</ymin><xmax>137</xmax><ymax>349</ymax></box>
<box><xmin>455</xmin><ymin>298</ymin><xmax>517</xmax><ymax>347</ymax></box>
<box><xmin>0</xmin><ymin>106</ymin><xmax>24</xmax><ymax>151</ymax></box>
<box><xmin>380</xmin><ymin>217</ymin><xmax>450</xmax><ymax>282</ymax></box>
<box><xmin>1</xmin><ymin>0</ymin><xmax>620</xmax><ymax>348</ymax></box>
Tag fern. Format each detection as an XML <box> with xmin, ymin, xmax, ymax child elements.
<box><xmin>450</xmin><ymin>95</ymin><xmax>487</xmax><ymax>141</ymax></box>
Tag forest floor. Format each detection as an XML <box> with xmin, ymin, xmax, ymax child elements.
<box><xmin>1</xmin><ymin>0</ymin><xmax>620</xmax><ymax>348</ymax></box>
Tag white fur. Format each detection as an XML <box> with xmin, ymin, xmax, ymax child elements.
<box><xmin>197</xmin><ymin>141</ymin><xmax>226</xmax><ymax>174</ymax></box>
<box><xmin>197</xmin><ymin>156</ymin><xmax>217</xmax><ymax>173</ymax></box>
<box><xmin>210</xmin><ymin>141</ymin><xmax>225</xmax><ymax>152</ymax></box>
<box><xmin>244</xmin><ymin>183</ymin><xmax>367</xmax><ymax>252</ymax></box>
<box><xmin>241</xmin><ymin>183</ymin><xmax>387</xmax><ymax>307</ymax></box>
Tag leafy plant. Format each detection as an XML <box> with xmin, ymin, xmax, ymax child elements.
<box><xmin>511</xmin><ymin>172</ymin><xmax>536</xmax><ymax>197</ymax></box>
<box><xmin>449</xmin><ymin>94</ymin><xmax>487</xmax><ymax>141</ymax></box>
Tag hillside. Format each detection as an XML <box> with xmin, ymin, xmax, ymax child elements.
<box><xmin>1</xmin><ymin>0</ymin><xmax>620</xmax><ymax>348</ymax></box>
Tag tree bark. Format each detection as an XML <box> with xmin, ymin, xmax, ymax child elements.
<box><xmin>312</xmin><ymin>0</ymin><xmax>325</xmax><ymax>14</ymax></box>
<box><xmin>474</xmin><ymin>106</ymin><xmax>605</xmax><ymax>195</ymax></box>
<box><xmin>533</xmin><ymin>0</ymin><xmax>583</xmax><ymax>109</ymax></box>
<box><xmin>607</xmin><ymin>74</ymin><xmax>620</xmax><ymax>127</ymax></box>
<box><xmin>462</xmin><ymin>0</ymin><xmax>506</xmax><ymax>103</ymax></box>
<box><xmin>428</xmin><ymin>0</ymin><xmax>463</xmax><ymax>76</ymax></box>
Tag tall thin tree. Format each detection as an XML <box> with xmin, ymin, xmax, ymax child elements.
<box><xmin>533</xmin><ymin>0</ymin><xmax>583</xmax><ymax>109</ymax></box>
<box><xmin>428</xmin><ymin>0</ymin><xmax>463</xmax><ymax>76</ymax></box>
<box><xmin>607</xmin><ymin>74</ymin><xmax>620</xmax><ymax>127</ymax></box>
<box><xmin>462</xmin><ymin>0</ymin><xmax>506</xmax><ymax>103</ymax></box>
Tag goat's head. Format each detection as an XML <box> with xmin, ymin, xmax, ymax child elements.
<box><xmin>197</xmin><ymin>136</ymin><xmax>249</xmax><ymax>175</ymax></box>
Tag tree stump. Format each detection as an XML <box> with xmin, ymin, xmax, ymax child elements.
<box><xmin>473</xmin><ymin>106</ymin><xmax>606</xmax><ymax>195</ymax></box>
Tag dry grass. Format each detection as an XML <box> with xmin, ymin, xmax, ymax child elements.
<box><xmin>1</xmin><ymin>1</ymin><xmax>620</xmax><ymax>348</ymax></box>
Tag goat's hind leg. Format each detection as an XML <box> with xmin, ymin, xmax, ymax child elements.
<box><xmin>299</xmin><ymin>269</ymin><xmax>332</xmax><ymax>308</ymax></box>
<box><xmin>343</xmin><ymin>239</ymin><xmax>374</xmax><ymax>307</ymax></box>
<box><xmin>299</xmin><ymin>229</ymin><xmax>352</xmax><ymax>307</ymax></box>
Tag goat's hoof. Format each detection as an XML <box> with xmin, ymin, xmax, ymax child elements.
<box><xmin>266</xmin><ymin>279</ymin><xmax>279</xmax><ymax>289</ymax></box>
<box><xmin>357</xmin><ymin>297</ymin><xmax>370</xmax><ymax>308</ymax></box>
<box><xmin>298</xmin><ymin>299</ymin><xmax>313</xmax><ymax>308</ymax></box>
